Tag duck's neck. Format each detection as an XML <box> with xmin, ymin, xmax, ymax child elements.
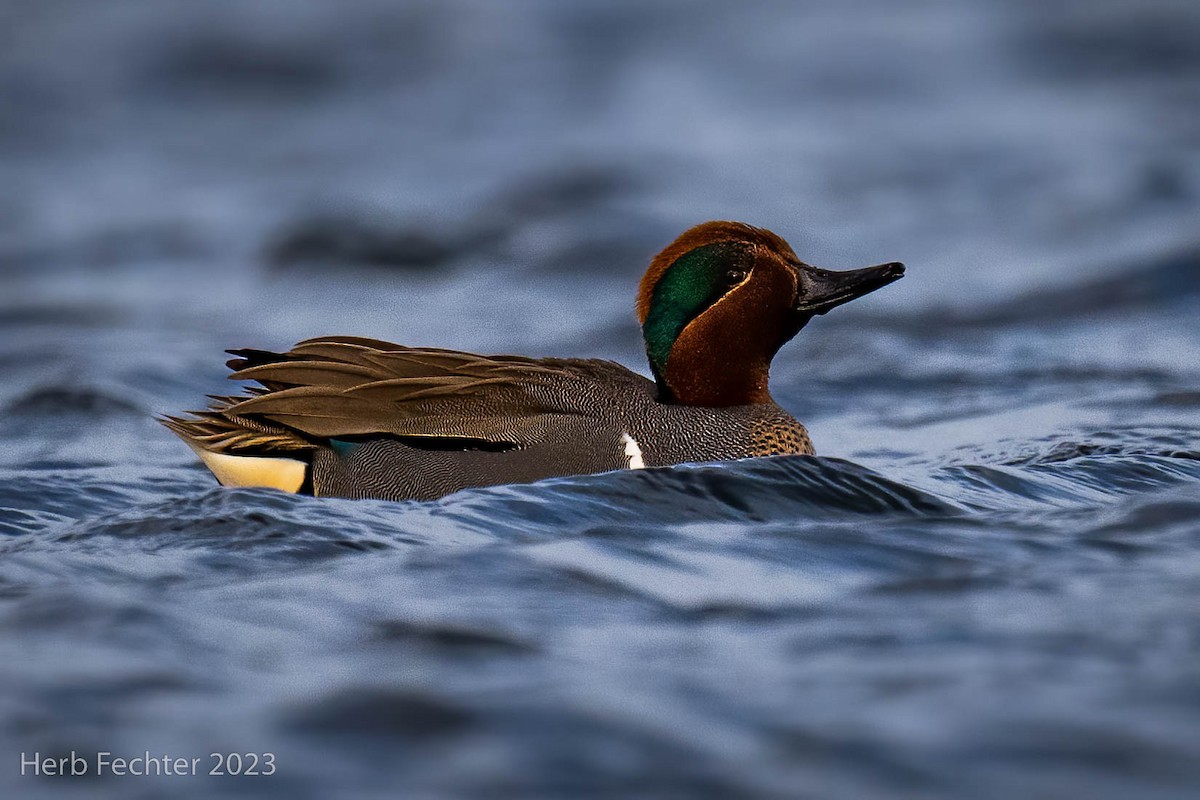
<box><xmin>651</xmin><ymin>328</ymin><xmax>774</xmax><ymax>407</ymax></box>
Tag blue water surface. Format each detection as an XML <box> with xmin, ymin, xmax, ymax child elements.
<box><xmin>1</xmin><ymin>1</ymin><xmax>1199</xmax><ymax>798</ymax></box>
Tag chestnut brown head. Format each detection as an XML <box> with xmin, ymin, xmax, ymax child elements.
<box><xmin>637</xmin><ymin>221</ymin><xmax>904</xmax><ymax>407</ymax></box>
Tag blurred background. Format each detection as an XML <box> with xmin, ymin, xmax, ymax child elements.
<box><xmin>4</xmin><ymin>0</ymin><xmax>1198</xmax><ymax>316</ymax></box>
<box><xmin>2</xmin><ymin>1</ymin><xmax>1199</xmax><ymax>798</ymax></box>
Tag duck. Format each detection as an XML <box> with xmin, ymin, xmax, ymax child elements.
<box><xmin>162</xmin><ymin>221</ymin><xmax>904</xmax><ymax>501</ymax></box>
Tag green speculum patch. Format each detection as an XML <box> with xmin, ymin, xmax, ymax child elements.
<box><xmin>643</xmin><ymin>242</ymin><xmax>745</xmax><ymax>383</ymax></box>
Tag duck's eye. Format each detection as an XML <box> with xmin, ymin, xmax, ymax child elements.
<box><xmin>725</xmin><ymin>268</ymin><xmax>748</xmax><ymax>285</ymax></box>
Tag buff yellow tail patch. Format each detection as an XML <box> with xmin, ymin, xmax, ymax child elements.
<box><xmin>187</xmin><ymin>443</ymin><xmax>306</xmax><ymax>494</ymax></box>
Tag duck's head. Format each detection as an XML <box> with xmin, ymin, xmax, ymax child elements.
<box><xmin>637</xmin><ymin>221</ymin><xmax>904</xmax><ymax>407</ymax></box>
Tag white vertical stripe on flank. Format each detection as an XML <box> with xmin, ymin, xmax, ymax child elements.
<box><xmin>620</xmin><ymin>433</ymin><xmax>645</xmax><ymax>469</ymax></box>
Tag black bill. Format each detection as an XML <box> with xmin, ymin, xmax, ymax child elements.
<box><xmin>793</xmin><ymin>261</ymin><xmax>905</xmax><ymax>315</ymax></box>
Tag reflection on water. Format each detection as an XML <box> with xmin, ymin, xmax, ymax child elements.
<box><xmin>2</xmin><ymin>1</ymin><xmax>1199</xmax><ymax>798</ymax></box>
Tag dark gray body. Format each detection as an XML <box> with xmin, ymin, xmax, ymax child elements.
<box><xmin>166</xmin><ymin>339</ymin><xmax>814</xmax><ymax>502</ymax></box>
<box><xmin>311</xmin><ymin>372</ymin><xmax>812</xmax><ymax>501</ymax></box>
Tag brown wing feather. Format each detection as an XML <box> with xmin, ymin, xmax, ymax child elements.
<box><xmin>229</xmin><ymin>361</ymin><xmax>382</xmax><ymax>388</ymax></box>
<box><xmin>175</xmin><ymin>337</ymin><xmax>653</xmax><ymax>452</ymax></box>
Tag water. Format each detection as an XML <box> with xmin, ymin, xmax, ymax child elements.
<box><xmin>2</xmin><ymin>1</ymin><xmax>1199</xmax><ymax>797</ymax></box>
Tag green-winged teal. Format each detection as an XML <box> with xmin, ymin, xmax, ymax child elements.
<box><xmin>163</xmin><ymin>221</ymin><xmax>903</xmax><ymax>500</ymax></box>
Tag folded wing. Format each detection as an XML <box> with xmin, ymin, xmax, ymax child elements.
<box><xmin>163</xmin><ymin>336</ymin><xmax>652</xmax><ymax>453</ymax></box>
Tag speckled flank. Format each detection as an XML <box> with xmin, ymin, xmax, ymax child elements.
<box><xmin>750</xmin><ymin>419</ymin><xmax>814</xmax><ymax>456</ymax></box>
